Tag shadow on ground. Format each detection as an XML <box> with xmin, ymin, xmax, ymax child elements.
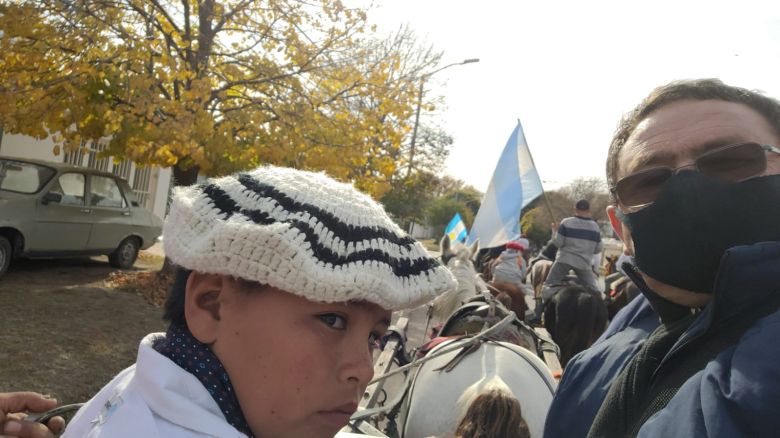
<box><xmin>0</xmin><ymin>255</ymin><xmax>167</xmax><ymax>404</ymax></box>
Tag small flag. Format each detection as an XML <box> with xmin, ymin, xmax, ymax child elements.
<box><xmin>468</xmin><ymin>120</ymin><xmax>544</xmax><ymax>247</ymax></box>
<box><xmin>445</xmin><ymin>213</ymin><xmax>468</xmax><ymax>243</ymax></box>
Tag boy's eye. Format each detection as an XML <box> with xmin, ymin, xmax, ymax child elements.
<box><xmin>318</xmin><ymin>314</ymin><xmax>347</xmax><ymax>330</ymax></box>
<box><xmin>368</xmin><ymin>332</ymin><xmax>383</xmax><ymax>351</ymax></box>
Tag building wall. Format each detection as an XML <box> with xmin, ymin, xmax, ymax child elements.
<box><xmin>409</xmin><ymin>221</ymin><xmax>435</xmax><ymax>240</ymax></box>
<box><xmin>0</xmin><ymin>133</ymin><xmax>171</xmax><ymax>220</ymax></box>
<box><xmin>151</xmin><ymin>167</ymin><xmax>172</xmax><ymax>218</ymax></box>
<box><xmin>0</xmin><ymin>133</ymin><xmax>62</xmax><ymax>162</ymax></box>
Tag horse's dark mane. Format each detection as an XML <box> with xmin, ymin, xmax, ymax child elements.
<box><xmin>455</xmin><ymin>389</ymin><xmax>531</xmax><ymax>438</ymax></box>
<box><xmin>545</xmin><ymin>285</ymin><xmax>608</xmax><ymax>367</ymax></box>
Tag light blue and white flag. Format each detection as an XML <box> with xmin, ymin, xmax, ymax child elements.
<box><xmin>445</xmin><ymin>213</ymin><xmax>468</xmax><ymax>243</ymax></box>
<box><xmin>468</xmin><ymin>120</ymin><xmax>544</xmax><ymax>248</ymax></box>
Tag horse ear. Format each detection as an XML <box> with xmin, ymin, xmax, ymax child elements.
<box><xmin>440</xmin><ymin>235</ymin><xmax>452</xmax><ymax>256</ymax></box>
<box><xmin>469</xmin><ymin>239</ymin><xmax>480</xmax><ymax>260</ymax></box>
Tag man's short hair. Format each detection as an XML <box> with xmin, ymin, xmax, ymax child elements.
<box><xmin>575</xmin><ymin>199</ymin><xmax>590</xmax><ymax>211</ymax></box>
<box><xmin>163</xmin><ymin>267</ymin><xmax>192</xmax><ymax>327</ymax></box>
<box><xmin>606</xmin><ymin>79</ymin><xmax>780</xmax><ymax>197</ymax></box>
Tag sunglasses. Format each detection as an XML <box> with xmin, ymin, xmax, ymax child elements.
<box><xmin>612</xmin><ymin>142</ymin><xmax>780</xmax><ymax>212</ymax></box>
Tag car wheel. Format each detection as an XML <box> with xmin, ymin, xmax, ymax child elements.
<box><xmin>0</xmin><ymin>236</ymin><xmax>11</xmax><ymax>279</ymax></box>
<box><xmin>109</xmin><ymin>237</ymin><xmax>140</xmax><ymax>269</ymax></box>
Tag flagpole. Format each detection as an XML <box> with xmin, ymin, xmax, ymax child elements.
<box><xmin>518</xmin><ymin>119</ymin><xmax>557</xmax><ymax>224</ymax></box>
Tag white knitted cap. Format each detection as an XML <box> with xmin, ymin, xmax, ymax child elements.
<box><xmin>163</xmin><ymin>165</ymin><xmax>456</xmax><ymax>310</ymax></box>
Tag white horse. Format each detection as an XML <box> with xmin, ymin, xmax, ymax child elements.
<box><xmin>398</xmin><ymin>299</ymin><xmax>557</xmax><ymax>438</ymax></box>
<box><xmin>430</xmin><ymin>236</ymin><xmax>486</xmax><ymax>321</ymax></box>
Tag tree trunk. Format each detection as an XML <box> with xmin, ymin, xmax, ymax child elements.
<box><xmin>172</xmin><ymin>162</ymin><xmax>200</xmax><ymax>187</ymax></box>
<box><xmin>160</xmin><ymin>162</ymin><xmax>200</xmax><ymax>274</ymax></box>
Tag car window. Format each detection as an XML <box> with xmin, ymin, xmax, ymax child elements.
<box><xmin>90</xmin><ymin>175</ymin><xmax>127</xmax><ymax>208</ymax></box>
<box><xmin>0</xmin><ymin>159</ymin><xmax>56</xmax><ymax>194</ymax></box>
<box><xmin>50</xmin><ymin>173</ymin><xmax>86</xmax><ymax>206</ymax></box>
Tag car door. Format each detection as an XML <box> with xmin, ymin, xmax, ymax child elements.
<box><xmin>86</xmin><ymin>174</ymin><xmax>134</xmax><ymax>251</ymax></box>
<box><xmin>31</xmin><ymin>171</ymin><xmax>92</xmax><ymax>252</ymax></box>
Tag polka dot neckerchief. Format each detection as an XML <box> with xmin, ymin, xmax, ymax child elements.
<box><xmin>153</xmin><ymin>324</ymin><xmax>254</xmax><ymax>437</ymax></box>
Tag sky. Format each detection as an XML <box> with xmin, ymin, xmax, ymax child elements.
<box><xmin>357</xmin><ymin>0</ymin><xmax>780</xmax><ymax>192</ymax></box>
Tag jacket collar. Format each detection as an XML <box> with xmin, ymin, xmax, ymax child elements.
<box><xmin>133</xmin><ymin>333</ymin><xmax>247</xmax><ymax>437</ymax></box>
<box><xmin>623</xmin><ymin>241</ymin><xmax>780</xmax><ymax>366</ymax></box>
<box><xmin>707</xmin><ymin>241</ymin><xmax>780</xmax><ymax>323</ymax></box>
<box><xmin>622</xmin><ymin>241</ymin><xmax>780</xmax><ymax>325</ymax></box>
<box><xmin>667</xmin><ymin>241</ymin><xmax>780</xmax><ymax>354</ymax></box>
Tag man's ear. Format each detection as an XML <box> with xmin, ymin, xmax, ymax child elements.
<box><xmin>607</xmin><ymin>205</ymin><xmax>634</xmax><ymax>256</ymax></box>
<box><xmin>184</xmin><ymin>272</ymin><xmax>225</xmax><ymax>345</ymax></box>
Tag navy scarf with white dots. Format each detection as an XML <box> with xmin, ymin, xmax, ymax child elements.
<box><xmin>153</xmin><ymin>324</ymin><xmax>254</xmax><ymax>437</ymax></box>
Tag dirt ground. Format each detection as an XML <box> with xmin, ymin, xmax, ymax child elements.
<box><xmin>0</xmin><ymin>253</ymin><xmax>167</xmax><ymax>404</ymax></box>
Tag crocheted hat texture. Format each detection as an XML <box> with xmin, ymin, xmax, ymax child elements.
<box><xmin>163</xmin><ymin>165</ymin><xmax>456</xmax><ymax>310</ymax></box>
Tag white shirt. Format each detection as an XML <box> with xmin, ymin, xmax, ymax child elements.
<box><xmin>63</xmin><ymin>333</ymin><xmax>246</xmax><ymax>438</ymax></box>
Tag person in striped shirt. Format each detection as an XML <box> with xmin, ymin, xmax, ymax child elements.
<box><xmin>542</xmin><ymin>199</ymin><xmax>603</xmax><ymax>295</ymax></box>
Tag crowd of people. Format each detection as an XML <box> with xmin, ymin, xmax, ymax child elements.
<box><xmin>2</xmin><ymin>77</ymin><xmax>779</xmax><ymax>438</ymax></box>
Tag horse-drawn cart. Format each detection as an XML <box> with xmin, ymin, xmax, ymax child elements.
<box><xmin>340</xmin><ymin>293</ymin><xmax>562</xmax><ymax>438</ymax></box>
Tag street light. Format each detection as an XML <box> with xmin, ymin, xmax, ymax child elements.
<box><xmin>406</xmin><ymin>58</ymin><xmax>480</xmax><ymax>178</ymax></box>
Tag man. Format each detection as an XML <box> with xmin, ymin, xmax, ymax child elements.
<box><xmin>545</xmin><ymin>78</ymin><xmax>780</xmax><ymax>438</ymax></box>
<box><xmin>543</xmin><ymin>199</ymin><xmax>602</xmax><ymax>293</ymax></box>
<box><xmin>532</xmin><ymin>200</ymin><xmax>602</xmax><ymax>322</ymax></box>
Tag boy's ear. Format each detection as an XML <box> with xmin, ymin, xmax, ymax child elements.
<box><xmin>184</xmin><ymin>272</ymin><xmax>225</xmax><ymax>344</ymax></box>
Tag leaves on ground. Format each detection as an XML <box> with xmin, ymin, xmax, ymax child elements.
<box><xmin>106</xmin><ymin>269</ymin><xmax>174</xmax><ymax>307</ymax></box>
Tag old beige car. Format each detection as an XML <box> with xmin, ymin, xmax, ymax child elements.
<box><xmin>0</xmin><ymin>157</ymin><xmax>163</xmax><ymax>278</ymax></box>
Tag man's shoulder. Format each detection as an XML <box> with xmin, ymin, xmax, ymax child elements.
<box><xmin>560</xmin><ymin>216</ymin><xmax>577</xmax><ymax>225</ymax></box>
<box><xmin>637</xmin><ymin>309</ymin><xmax>780</xmax><ymax>437</ymax></box>
<box><xmin>562</xmin><ymin>215</ymin><xmax>599</xmax><ymax>227</ymax></box>
<box><xmin>545</xmin><ymin>308</ymin><xmax>657</xmax><ymax>438</ymax></box>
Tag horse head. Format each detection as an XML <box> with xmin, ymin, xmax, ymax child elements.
<box><xmin>431</xmin><ymin>236</ymin><xmax>485</xmax><ymax>320</ymax></box>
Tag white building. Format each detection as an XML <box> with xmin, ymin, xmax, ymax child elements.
<box><xmin>0</xmin><ymin>132</ymin><xmax>172</xmax><ymax>220</ymax></box>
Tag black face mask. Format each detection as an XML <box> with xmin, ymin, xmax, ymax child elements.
<box><xmin>616</xmin><ymin>171</ymin><xmax>780</xmax><ymax>294</ymax></box>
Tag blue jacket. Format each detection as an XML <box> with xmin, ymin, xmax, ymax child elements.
<box><xmin>543</xmin><ymin>291</ymin><xmax>660</xmax><ymax>438</ymax></box>
<box><xmin>636</xmin><ymin>241</ymin><xmax>780</xmax><ymax>437</ymax></box>
<box><xmin>544</xmin><ymin>241</ymin><xmax>780</xmax><ymax>438</ymax></box>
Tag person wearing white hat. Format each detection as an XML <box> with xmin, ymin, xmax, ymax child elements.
<box><xmin>63</xmin><ymin>166</ymin><xmax>455</xmax><ymax>438</ymax></box>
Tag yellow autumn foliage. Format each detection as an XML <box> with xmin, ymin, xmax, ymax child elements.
<box><xmin>0</xmin><ymin>1</ymin><xmax>435</xmax><ymax>197</ymax></box>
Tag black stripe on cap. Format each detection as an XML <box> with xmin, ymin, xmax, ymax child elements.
<box><xmin>237</xmin><ymin>173</ymin><xmax>417</xmax><ymax>248</ymax></box>
<box><xmin>201</xmin><ymin>182</ymin><xmax>441</xmax><ymax>278</ymax></box>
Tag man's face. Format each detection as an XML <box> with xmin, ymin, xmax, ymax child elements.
<box><xmin>210</xmin><ymin>280</ymin><xmax>391</xmax><ymax>438</ymax></box>
<box><xmin>611</xmin><ymin>99</ymin><xmax>780</xmax><ymax>303</ymax></box>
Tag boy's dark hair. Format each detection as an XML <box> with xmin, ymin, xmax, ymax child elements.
<box><xmin>162</xmin><ymin>267</ymin><xmax>192</xmax><ymax>327</ymax></box>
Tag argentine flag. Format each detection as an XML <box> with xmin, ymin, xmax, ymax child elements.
<box><xmin>445</xmin><ymin>213</ymin><xmax>468</xmax><ymax>243</ymax></box>
<box><xmin>468</xmin><ymin>120</ymin><xmax>544</xmax><ymax>248</ymax></box>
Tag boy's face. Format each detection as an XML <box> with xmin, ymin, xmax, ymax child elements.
<box><xmin>187</xmin><ymin>275</ymin><xmax>391</xmax><ymax>438</ymax></box>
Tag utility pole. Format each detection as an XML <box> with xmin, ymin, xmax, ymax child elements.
<box><xmin>405</xmin><ymin>58</ymin><xmax>479</xmax><ymax>178</ymax></box>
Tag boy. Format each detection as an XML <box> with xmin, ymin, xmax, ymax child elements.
<box><xmin>63</xmin><ymin>166</ymin><xmax>455</xmax><ymax>438</ymax></box>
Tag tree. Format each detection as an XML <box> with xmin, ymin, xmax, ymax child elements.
<box><xmin>423</xmin><ymin>179</ymin><xmax>481</xmax><ymax>237</ymax></box>
<box><xmin>380</xmin><ymin>170</ymin><xmax>440</xmax><ymax>227</ymax></box>
<box><xmin>0</xmin><ymin>1</ymin><xmax>430</xmax><ymax>196</ymax></box>
<box><xmin>520</xmin><ymin>206</ymin><xmax>551</xmax><ymax>248</ymax></box>
<box><xmin>521</xmin><ymin>177</ymin><xmax>610</xmax><ymax>248</ymax></box>
<box><xmin>397</xmin><ymin>121</ymin><xmax>452</xmax><ymax>178</ymax></box>
<box><xmin>426</xmin><ymin>196</ymin><xmax>474</xmax><ymax>238</ymax></box>
<box><xmin>560</xmin><ymin>177</ymin><xmax>610</xmax><ymax>221</ymax></box>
